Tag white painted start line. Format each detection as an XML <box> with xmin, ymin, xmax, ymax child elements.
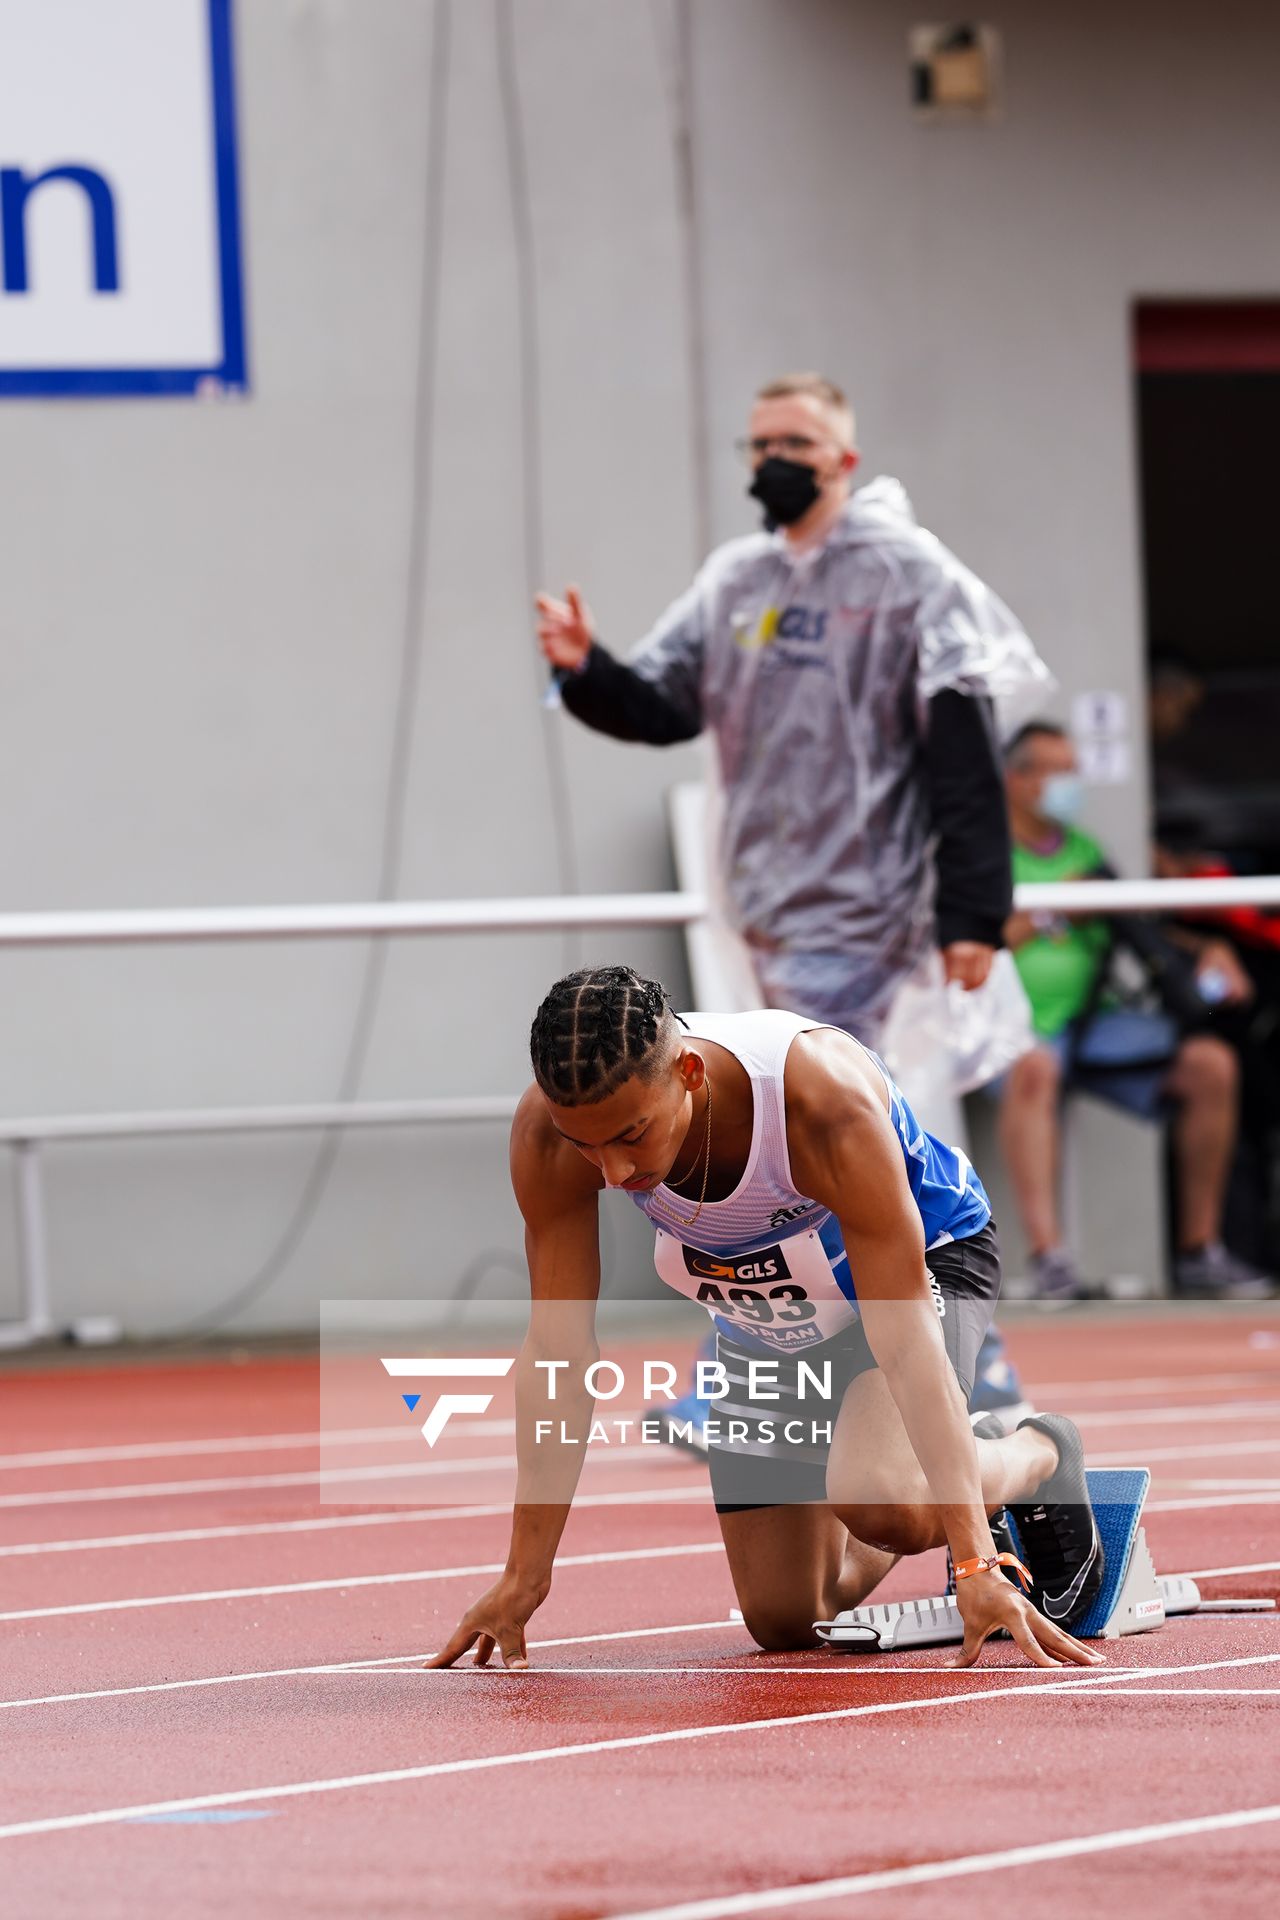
<box><xmin>0</xmin><ymin>1651</ymin><xmax>1274</xmax><ymax>1844</ymax></box>
<box><xmin>603</xmin><ymin>1803</ymin><xmax>1280</xmax><ymax>1920</ymax></box>
<box><xmin>13</xmin><ymin>1614</ymin><xmax>1276</xmax><ymax>1717</ymax></box>
<box><xmin>340</xmin><ymin>1670</ymin><xmax>1280</xmax><ymax>1685</ymax></box>
<box><xmin>0</xmin><ymin>1617</ymin><xmax>739</xmax><ymax>1712</ymax></box>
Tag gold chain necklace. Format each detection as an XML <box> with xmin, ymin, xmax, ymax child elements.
<box><xmin>664</xmin><ymin>1080</ymin><xmax>711</xmax><ymax>1188</ymax></box>
<box><xmin>652</xmin><ymin>1077</ymin><xmax>714</xmax><ymax>1229</ymax></box>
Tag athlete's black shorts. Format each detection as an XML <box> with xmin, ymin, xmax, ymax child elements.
<box><xmin>708</xmin><ymin>1218</ymin><xmax>1002</xmax><ymax>1512</ymax></box>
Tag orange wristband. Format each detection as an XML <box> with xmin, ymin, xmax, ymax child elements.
<box><xmin>953</xmin><ymin>1551</ymin><xmax>1031</xmax><ymax>1593</ymax></box>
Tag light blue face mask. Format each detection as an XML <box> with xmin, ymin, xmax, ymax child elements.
<box><xmin>1039</xmin><ymin>772</ymin><xmax>1085</xmax><ymax>824</ymax></box>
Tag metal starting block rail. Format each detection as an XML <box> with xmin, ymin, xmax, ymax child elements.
<box><xmin>815</xmin><ymin>1469</ymin><xmax>1197</xmax><ymax>1653</ymax></box>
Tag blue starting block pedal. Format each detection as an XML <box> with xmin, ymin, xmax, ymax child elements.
<box><xmin>815</xmin><ymin>1466</ymin><xmax>1197</xmax><ymax>1652</ymax></box>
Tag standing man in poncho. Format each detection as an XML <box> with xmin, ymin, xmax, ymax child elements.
<box><xmin>538</xmin><ymin>372</ymin><xmax>1047</xmax><ymax>1042</ymax></box>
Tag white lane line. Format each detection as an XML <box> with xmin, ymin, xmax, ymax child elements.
<box><xmin>0</xmin><ymin>1453</ymin><xmax>524</xmax><ymax>1510</ymax></box>
<box><xmin>1094</xmin><ymin>1438</ymin><xmax>1280</xmax><ymax>1466</ymax></box>
<box><xmin>1048</xmin><ymin>1687</ymin><xmax>1280</xmax><ymax>1697</ymax></box>
<box><xmin>0</xmin><ymin>1540</ymin><xmax>724</xmax><ymax>1624</ymax></box>
<box><xmin>0</xmin><ymin>1424</ymin><xmax>408</xmax><ymax>1471</ymax></box>
<box><xmin>1075</xmin><ymin>1401</ymin><xmax>1280</xmax><ymax>1429</ymax></box>
<box><xmin>1172</xmin><ymin>1478</ymin><xmax>1280</xmax><ymax>1490</ymax></box>
<box><xmin>0</xmin><ymin>1481</ymin><xmax>708</xmax><ymax>1560</ymax></box>
<box><xmin>1183</xmin><ymin>1559</ymin><xmax>1280</xmax><ymax>1580</ymax></box>
<box><xmin>0</xmin><ymin>1481</ymin><xmax>1272</xmax><ymax>1565</ymax></box>
<box><xmin>1</xmin><ymin>1475</ymin><xmax>1273</xmax><ymax>1564</ymax></box>
<box><xmin>2</xmin><ymin>1369</ymin><xmax>1269</xmax><ymax>1474</ymax></box>
<box><xmin>604</xmin><ymin>1804</ymin><xmax>1280</xmax><ymax>1920</ymax></box>
<box><xmin>0</xmin><ymin>1653</ymin><xmax>1273</xmax><ymax>1844</ymax></box>
<box><xmin>2</xmin><ymin>1390</ymin><xmax>1272</xmax><ymax>1477</ymax></box>
<box><xmin>0</xmin><ymin>1618</ymin><xmax>740</xmax><ymax>1712</ymax></box>
<box><xmin>0</xmin><ymin>1406</ymin><xmax>650</xmax><ymax>1474</ymax></box>
<box><xmin>1146</xmin><ymin>1491</ymin><xmax>1280</xmax><ymax>1515</ymax></box>
<box><xmin>1</xmin><ymin>1430</ymin><xmax>1269</xmax><ymax>1512</ymax></box>
<box><xmin>1025</xmin><ymin>1371</ymin><xmax>1279</xmax><ymax>1400</ymax></box>
<box><xmin>0</xmin><ymin>1460</ymin><xmax>519</xmax><ymax>1509</ymax></box>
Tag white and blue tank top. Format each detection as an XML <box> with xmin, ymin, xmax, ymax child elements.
<box><xmin>631</xmin><ymin>1008</ymin><xmax>990</xmax><ymax>1354</ymax></box>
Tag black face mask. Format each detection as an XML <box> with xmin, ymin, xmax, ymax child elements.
<box><xmin>748</xmin><ymin>455</ymin><xmax>822</xmax><ymax>528</ymax></box>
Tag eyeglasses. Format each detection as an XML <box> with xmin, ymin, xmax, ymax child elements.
<box><xmin>735</xmin><ymin>433</ymin><xmax>829</xmax><ymax>462</ymax></box>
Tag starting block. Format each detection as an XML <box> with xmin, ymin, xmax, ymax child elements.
<box><xmin>815</xmin><ymin>1468</ymin><xmax>1198</xmax><ymax>1652</ymax></box>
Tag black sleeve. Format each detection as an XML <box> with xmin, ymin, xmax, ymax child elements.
<box><xmin>923</xmin><ymin>688</ymin><xmax>1012</xmax><ymax>949</ymax></box>
<box><xmin>558</xmin><ymin>642</ymin><xmax>703</xmax><ymax>746</ymax></box>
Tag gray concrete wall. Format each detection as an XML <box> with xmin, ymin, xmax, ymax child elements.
<box><xmin>2</xmin><ymin>0</ymin><xmax>1276</xmax><ymax>1331</ymax></box>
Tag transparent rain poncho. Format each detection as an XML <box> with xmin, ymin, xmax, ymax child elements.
<box><xmin>623</xmin><ymin>477</ymin><xmax>1049</xmax><ymax>1082</ymax></box>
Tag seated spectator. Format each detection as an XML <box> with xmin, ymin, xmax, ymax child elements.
<box><xmin>1156</xmin><ymin>837</ymin><xmax>1280</xmax><ymax>1272</ymax></box>
<box><xmin>997</xmin><ymin>722</ymin><xmax>1273</xmax><ymax>1300</ymax></box>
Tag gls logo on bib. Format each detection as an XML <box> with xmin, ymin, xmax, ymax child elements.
<box><xmin>682</xmin><ymin>1244</ymin><xmax>792</xmax><ymax>1286</ymax></box>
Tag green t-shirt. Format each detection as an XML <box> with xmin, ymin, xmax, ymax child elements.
<box><xmin>1011</xmin><ymin>827</ymin><xmax>1111</xmax><ymax>1038</ymax></box>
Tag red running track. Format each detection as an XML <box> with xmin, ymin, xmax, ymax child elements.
<box><xmin>0</xmin><ymin>1312</ymin><xmax>1278</xmax><ymax>1919</ymax></box>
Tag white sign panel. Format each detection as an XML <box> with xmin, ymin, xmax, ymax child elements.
<box><xmin>1078</xmin><ymin>736</ymin><xmax>1132</xmax><ymax>784</ymax></box>
<box><xmin>1073</xmin><ymin>690</ymin><xmax>1128</xmax><ymax>739</ymax></box>
<box><xmin>0</xmin><ymin>0</ymin><xmax>247</xmax><ymax>395</ymax></box>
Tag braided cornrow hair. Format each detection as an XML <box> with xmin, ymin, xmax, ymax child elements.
<box><xmin>530</xmin><ymin>966</ymin><xmax>682</xmax><ymax>1105</ymax></box>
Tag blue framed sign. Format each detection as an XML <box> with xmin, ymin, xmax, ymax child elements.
<box><xmin>0</xmin><ymin>0</ymin><xmax>248</xmax><ymax>397</ymax></box>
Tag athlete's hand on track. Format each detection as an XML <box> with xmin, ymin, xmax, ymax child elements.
<box><xmin>424</xmin><ymin>1575</ymin><xmax>547</xmax><ymax>1671</ymax></box>
<box><xmin>942</xmin><ymin>941</ymin><xmax>996</xmax><ymax>992</ymax></box>
<box><xmin>535</xmin><ymin>584</ymin><xmax>596</xmax><ymax>673</ymax></box>
<box><xmin>949</xmin><ymin>1574</ymin><xmax>1106</xmax><ymax>1670</ymax></box>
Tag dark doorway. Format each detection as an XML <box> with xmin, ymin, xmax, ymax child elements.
<box><xmin>1136</xmin><ymin>303</ymin><xmax>1280</xmax><ymax>1272</ymax></box>
<box><xmin>1135</xmin><ymin>300</ymin><xmax>1280</xmax><ymax>860</ymax></box>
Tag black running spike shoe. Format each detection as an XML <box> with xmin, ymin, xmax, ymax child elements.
<box><xmin>946</xmin><ymin>1414</ymin><xmax>1021</xmax><ymax>1594</ymax></box>
<box><xmin>1008</xmin><ymin>1413</ymin><xmax>1105</xmax><ymax>1628</ymax></box>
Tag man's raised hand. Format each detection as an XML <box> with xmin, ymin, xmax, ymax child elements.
<box><xmin>535</xmin><ymin>583</ymin><xmax>596</xmax><ymax>673</ymax></box>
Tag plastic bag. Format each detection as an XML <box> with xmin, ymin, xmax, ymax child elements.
<box><xmin>879</xmin><ymin>949</ymin><xmax>1034</xmax><ymax>1104</ymax></box>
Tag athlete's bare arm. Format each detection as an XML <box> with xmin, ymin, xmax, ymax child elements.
<box><xmin>784</xmin><ymin>1030</ymin><xmax>1098</xmax><ymax>1669</ymax></box>
<box><xmin>426</xmin><ymin>1089</ymin><xmax>604</xmax><ymax>1671</ymax></box>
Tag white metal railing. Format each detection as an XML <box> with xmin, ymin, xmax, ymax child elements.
<box><xmin>2</xmin><ymin>874</ymin><xmax>1277</xmax><ymax>1347</ymax></box>
<box><xmin>1</xmin><ymin>877</ymin><xmax>1280</xmax><ymax>952</ymax></box>
<box><xmin>0</xmin><ymin>891</ymin><xmax>704</xmax><ymax>950</ymax></box>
